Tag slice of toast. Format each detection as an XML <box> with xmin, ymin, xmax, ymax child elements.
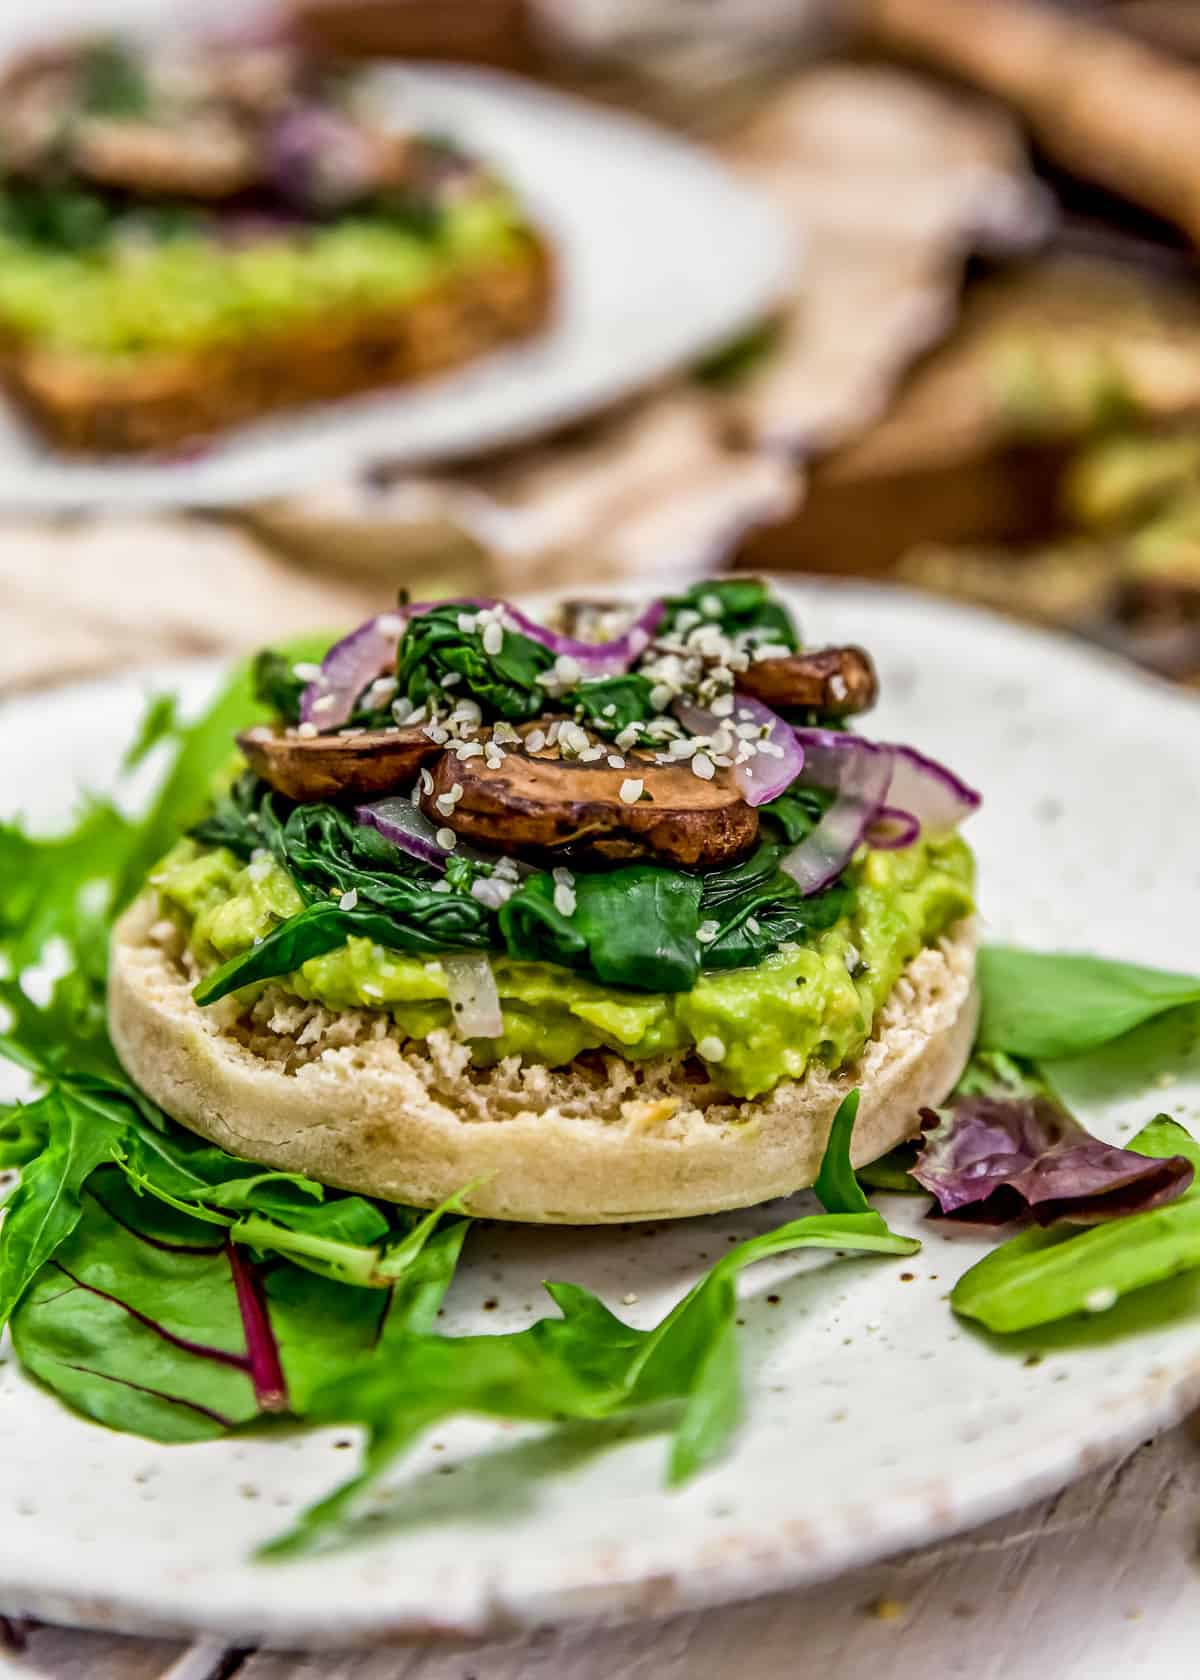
<box><xmin>0</xmin><ymin>227</ymin><xmax>553</xmax><ymax>455</ymax></box>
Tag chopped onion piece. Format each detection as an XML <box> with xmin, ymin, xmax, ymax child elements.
<box><xmin>674</xmin><ymin>694</ymin><xmax>804</xmax><ymax>807</ymax></box>
<box><xmin>442</xmin><ymin>952</ymin><xmax>504</xmax><ymax>1040</ymax></box>
<box><xmin>782</xmin><ymin>731</ymin><xmax>895</xmax><ymax>895</ymax></box>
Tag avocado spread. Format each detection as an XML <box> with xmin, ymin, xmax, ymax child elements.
<box><xmin>153</xmin><ymin>835</ymin><xmax>974</xmax><ymax>1100</ymax></box>
<box><xmin>0</xmin><ymin>191</ymin><xmax>530</xmax><ymax>359</ymax></box>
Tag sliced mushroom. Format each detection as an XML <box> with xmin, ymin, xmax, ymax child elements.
<box><xmin>421</xmin><ymin>744</ymin><xmax>758</xmax><ymax>868</ymax></box>
<box><xmin>237</xmin><ymin>725</ymin><xmax>440</xmax><ymax>804</ymax></box>
<box><xmin>738</xmin><ymin>646</ymin><xmax>878</xmax><ymax>718</ymax></box>
<box><xmin>73</xmin><ymin>115</ymin><xmax>258</xmax><ymax>199</ymax></box>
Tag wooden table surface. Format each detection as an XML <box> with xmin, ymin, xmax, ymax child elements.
<box><xmin>4</xmin><ymin>1420</ymin><xmax>1197</xmax><ymax>1679</ymax></box>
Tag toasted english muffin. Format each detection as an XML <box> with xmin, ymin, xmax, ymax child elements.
<box><xmin>109</xmin><ymin>893</ymin><xmax>978</xmax><ymax>1224</ymax></box>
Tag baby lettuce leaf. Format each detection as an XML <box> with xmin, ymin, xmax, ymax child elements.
<box><xmin>264</xmin><ymin>1099</ymin><xmax>919</xmax><ymax>1556</ymax></box>
<box><xmin>813</xmin><ymin>1091</ymin><xmax>870</xmax><ymax>1215</ymax></box>
<box><xmin>856</xmin><ymin>1145</ymin><xmax>923</xmax><ymax>1194</ymax></box>
<box><xmin>951</xmin><ymin>1116</ymin><xmax>1200</xmax><ymax>1332</ymax></box>
<box><xmin>12</xmin><ymin>1178</ymin><xmax>261</xmax><ymax>1442</ymax></box>
<box><xmin>914</xmin><ymin>1054</ymin><xmax>1195</xmax><ymax>1226</ymax></box>
<box><xmin>978</xmin><ymin>947</ymin><xmax>1200</xmax><ymax>1061</ymax></box>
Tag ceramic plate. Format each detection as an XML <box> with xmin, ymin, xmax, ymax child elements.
<box><xmin>1</xmin><ymin>581</ymin><xmax>1198</xmax><ymax>1647</ymax></box>
<box><xmin>0</xmin><ymin>59</ymin><xmax>792</xmax><ymax>511</ymax></box>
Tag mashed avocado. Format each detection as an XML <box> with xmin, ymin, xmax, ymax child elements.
<box><xmin>0</xmin><ymin>190</ymin><xmax>530</xmax><ymax>359</ymax></box>
<box><xmin>154</xmin><ymin>837</ymin><xmax>974</xmax><ymax>1100</ymax></box>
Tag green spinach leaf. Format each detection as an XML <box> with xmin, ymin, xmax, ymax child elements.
<box><xmin>398</xmin><ymin>604</ymin><xmax>554</xmax><ymax>721</ymax></box>
<box><xmin>697</xmin><ymin>841</ymin><xmax>853</xmax><ymax>972</ymax></box>
<box><xmin>501</xmin><ymin>865</ymin><xmax>705</xmax><ymax>991</ymax></box>
<box><xmin>659</xmin><ymin>579</ymin><xmax>798</xmax><ymax>651</ymax></box>
<box><xmin>978</xmin><ymin>947</ymin><xmax>1200</xmax><ymax>1061</ymax></box>
<box><xmin>571</xmin><ymin>673</ymin><xmax>658</xmax><ymax>739</ymax></box>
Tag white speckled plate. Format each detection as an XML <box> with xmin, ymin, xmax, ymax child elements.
<box><xmin>0</xmin><ymin>58</ymin><xmax>792</xmax><ymax>511</ymax></box>
<box><xmin>0</xmin><ymin>580</ymin><xmax>1199</xmax><ymax>1648</ymax></box>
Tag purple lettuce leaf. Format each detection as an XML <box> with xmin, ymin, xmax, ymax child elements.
<box><xmin>913</xmin><ymin>1056</ymin><xmax>1195</xmax><ymax>1226</ymax></box>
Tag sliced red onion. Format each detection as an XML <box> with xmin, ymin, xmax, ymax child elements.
<box><xmin>356</xmin><ymin>795</ymin><xmax>454</xmax><ymax>869</ymax></box>
<box><xmin>301</xmin><ymin>611</ymin><xmax>413</xmax><ymax>731</ymax></box>
<box><xmin>442</xmin><ymin>952</ymin><xmax>504</xmax><ymax>1039</ymax></box>
<box><xmin>674</xmin><ymin>695</ymin><xmax>804</xmax><ymax>807</ymax></box>
<box><xmin>782</xmin><ymin>730</ymin><xmax>895</xmax><ymax>895</ymax></box>
<box><xmin>885</xmin><ymin>744</ymin><xmax>981</xmax><ymax>836</ymax></box>
<box><xmin>865</xmin><ymin>806</ymin><xmax>921</xmax><ymax>851</ymax></box>
<box><xmin>356</xmin><ymin>794</ymin><xmax>525</xmax><ymax>876</ymax></box>
<box><xmin>500</xmin><ymin>598</ymin><xmax>666</xmax><ymax>675</ymax></box>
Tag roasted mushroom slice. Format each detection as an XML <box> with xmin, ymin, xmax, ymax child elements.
<box><xmin>421</xmin><ymin>745</ymin><xmax>758</xmax><ymax>868</ymax></box>
<box><xmin>72</xmin><ymin>115</ymin><xmax>259</xmax><ymax>199</ymax></box>
<box><xmin>738</xmin><ymin>646</ymin><xmax>878</xmax><ymax>718</ymax></box>
<box><xmin>237</xmin><ymin>725</ymin><xmax>440</xmax><ymax>804</ymax></box>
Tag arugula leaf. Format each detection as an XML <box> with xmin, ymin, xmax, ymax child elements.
<box><xmin>264</xmin><ymin>1108</ymin><xmax>918</xmax><ymax>1556</ymax></box>
<box><xmin>398</xmin><ymin>604</ymin><xmax>554</xmax><ymax>721</ymax></box>
<box><xmin>121</xmin><ymin>693</ymin><xmax>182</xmax><ymax>773</ymax></box>
<box><xmin>113</xmin><ymin>637</ymin><xmax>329</xmax><ymax>914</ymax></box>
<box><xmin>814</xmin><ymin>1091</ymin><xmax>870</xmax><ymax>1215</ymax></box>
<box><xmin>251</xmin><ymin>650</ymin><xmax>307</xmax><ymax>725</ymax></box>
<box><xmin>951</xmin><ymin>1116</ymin><xmax>1200</xmax><ymax>1332</ymax></box>
<box><xmin>978</xmin><ymin>947</ymin><xmax>1200</xmax><ymax>1061</ymax></box>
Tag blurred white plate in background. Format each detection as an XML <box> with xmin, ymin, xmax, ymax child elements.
<box><xmin>0</xmin><ymin>62</ymin><xmax>794</xmax><ymax>511</ymax></box>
